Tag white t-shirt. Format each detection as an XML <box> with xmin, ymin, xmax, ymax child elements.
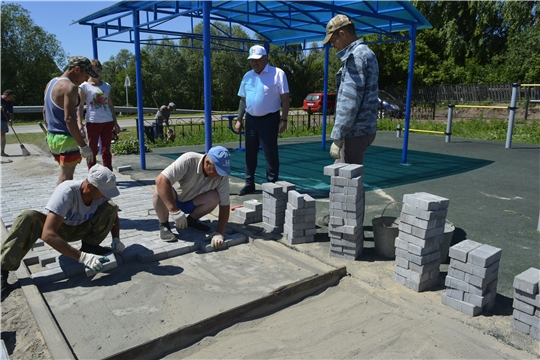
<box><xmin>161</xmin><ymin>152</ymin><xmax>230</xmax><ymax>206</ymax></box>
<box><xmin>45</xmin><ymin>180</ymin><xmax>107</xmax><ymax>226</ymax></box>
<box><xmin>79</xmin><ymin>81</ymin><xmax>113</xmax><ymax>123</ymax></box>
<box><xmin>238</xmin><ymin>64</ymin><xmax>289</xmax><ymax>116</ymax></box>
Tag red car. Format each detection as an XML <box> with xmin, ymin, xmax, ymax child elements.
<box><xmin>302</xmin><ymin>93</ymin><xmax>336</xmax><ymax>114</ymax></box>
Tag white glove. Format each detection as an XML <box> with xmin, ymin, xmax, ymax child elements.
<box><xmin>110</xmin><ymin>237</ymin><xmax>125</xmax><ymax>253</ymax></box>
<box><xmin>209</xmin><ymin>232</ymin><xmax>224</xmax><ymax>249</ymax></box>
<box><xmin>79</xmin><ymin>145</ymin><xmax>94</xmax><ymax>163</ymax></box>
<box><xmin>78</xmin><ymin>251</ymin><xmax>109</xmax><ymax>272</ymax></box>
<box><xmin>170</xmin><ymin>210</ymin><xmax>187</xmax><ymax>229</ymax></box>
<box><xmin>330</xmin><ymin>140</ymin><xmax>343</xmax><ymax>159</ymax></box>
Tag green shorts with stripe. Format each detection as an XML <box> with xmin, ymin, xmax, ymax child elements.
<box><xmin>47</xmin><ymin>132</ymin><xmax>81</xmax><ymax>168</ymax></box>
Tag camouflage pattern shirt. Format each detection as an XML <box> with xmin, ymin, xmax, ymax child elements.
<box><xmin>331</xmin><ymin>39</ymin><xmax>379</xmax><ymax>140</ymax></box>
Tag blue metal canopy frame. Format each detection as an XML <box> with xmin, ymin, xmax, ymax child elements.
<box><xmin>74</xmin><ymin>1</ymin><xmax>431</xmax><ymax>169</ymax></box>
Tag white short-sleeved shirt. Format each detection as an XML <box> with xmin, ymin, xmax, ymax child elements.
<box><xmin>45</xmin><ymin>180</ymin><xmax>108</xmax><ymax>226</ymax></box>
<box><xmin>79</xmin><ymin>81</ymin><xmax>113</xmax><ymax>123</ymax></box>
<box><xmin>237</xmin><ymin>64</ymin><xmax>289</xmax><ymax>116</ymax></box>
<box><xmin>161</xmin><ymin>152</ymin><xmax>230</xmax><ymax>206</ymax></box>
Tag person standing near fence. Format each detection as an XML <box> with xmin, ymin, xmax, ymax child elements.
<box><xmin>78</xmin><ymin>59</ymin><xmax>120</xmax><ymax>171</ymax></box>
<box><xmin>316</xmin><ymin>15</ymin><xmax>379</xmax><ymax>227</ymax></box>
<box><xmin>235</xmin><ymin>45</ymin><xmax>290</xmax><ymax>196</ymax></box>
<box><xmin>154</xmin><ymin>102</ymin><xmax>176</xmax><ymax>140</ymax></box>
<box><xmin>1</xmin><ymin>89</ymin><xmax>15</xmax><ymax>157</ymax></box>
<box><xmin>43</xmin><ymin>56</ymin><xmax>97</xmax><ymax>184</ymax></box>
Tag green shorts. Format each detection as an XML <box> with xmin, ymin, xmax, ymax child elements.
<box><xmin>47</xmin><ymin>132</ymin><xmax>81</xmax><ymax>168</ymax></box>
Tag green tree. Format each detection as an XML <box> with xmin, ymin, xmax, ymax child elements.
<box><xmin>1</xmin><ymin>3</ymin><xmax>66</xmax><ymax>107</ymax></box>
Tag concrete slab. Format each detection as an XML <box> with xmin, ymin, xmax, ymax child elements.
<box><xmin>38</xmin><ymin>240</ymin><xmax>335</xmax><ymax>359</ymax></box>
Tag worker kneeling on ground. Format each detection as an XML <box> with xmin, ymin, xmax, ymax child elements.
<box><xmin>153</xmin><ymin>146</ymin><xmax>231</xmax><ymax>248</ymax></box>
<box><xmin>1</xmin><ymin>164</ymin><xmax>124</xmax><ymax>298</ymax></box>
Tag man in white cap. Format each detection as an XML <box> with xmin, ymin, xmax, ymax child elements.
<box><xmin>235</xmin><ymin>44</ymin><xmax>290</xmax><ymax>196</ymax></box>
<box><xmin>154</xmin><ymin>101</ymin><xmax>176</xmax><ymax>140</ymax></box>
<box><xmin>153</xmin><ymin>145</ymin><xmax>231</xmax><ymax>247</ymax></box>
<box><xmin>1</xmin><ymin>164</ymin><xmax>124</xmax><ymax>297</ymax></box>
<box><xmin>317</xmin><ymin>14</ymin><xmax>379</xmax><ymax>227</ymax></box>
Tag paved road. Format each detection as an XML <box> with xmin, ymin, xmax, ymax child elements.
<box><xmin>13</xmin><ymin>110</ymin><xmax>308</xmax><ymax>134</ymax></box>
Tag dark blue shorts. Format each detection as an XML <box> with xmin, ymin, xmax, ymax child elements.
<box><xmin>173</xmin><ymin>188</ymin><xmax>196</xmax><ymax>213</ymax></box>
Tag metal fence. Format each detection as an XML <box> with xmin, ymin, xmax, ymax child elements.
<box><xmin>387</xmin><ymin>83</ymin><xmax>540</xmax><ymax>105</ymax></box>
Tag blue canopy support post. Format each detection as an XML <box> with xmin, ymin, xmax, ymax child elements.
<box><xmin>203</xmin><ymin>1</ymin><xmax>212</xmax><ymax>153</ymax></box>
<box><xmin>92</xmin><ymin>26</ymin><xmax>98</xmax><ymax>60</ymax></box>
<box><xmin>401</xmin><ymin>24</ymin><xmax>417</xmax><ymax>165</ymax></box>
<box><xmin>133</xmin><ymin>10</ymin><xmax>146</xmax><ymax>170</ymax></box>
<box><xmin>321</xmin><ymin>45</ymin><xmax>330</xmax><ymax>151</ymax></box>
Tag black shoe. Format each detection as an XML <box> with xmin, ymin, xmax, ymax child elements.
<box><xmin>80</xmin><ymin>242</ymin><xmax>112</xmax><ymax>255</ymax></box>
<box><xmin>0</xmin><ymin>270</ymin><xmax>10</xmax><ymax>300</ymax></box>
<box><xmin>187</xmin><ymin>216</ymin><xmax>211</xmax><ymax>232</ymax></box>
<box><xmin>1</xmin><ymin>152</ymin><xmax>9</xmax><ymax>157</ymax></box>
<box><xmin>238</xmin><ymin>185</ymin><xmax>255</xmax><ymax>196</ymax></box>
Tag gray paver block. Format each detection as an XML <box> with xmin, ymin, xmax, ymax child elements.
<box><xmin>31</xmin><ymin>267</ymin><xmax>66</xmax><ymax>286</ymax></box>
<box><xmin>323</xmin><ymin>163</ymin><xmax>348</xmax><ymax>176</ymax></box>
<box><xmin>448</xmin><ymin>239</ymin><xmax>482</xmax><ymax>263</ymax></box>
<box><xmin>519</xmin><ymin>289</ymin><xmax>540</xmax><ymax>309</ymax></box>
<box><xmin>513</xmin><ymin>298</ymin><xmax>536</xmax><ymax>316</ymax></box>
<box><xmin>513</xmin><ymin>309</ymin><xmax>540</xmax><ymax>328</ymax></box>
<box><xmin>138</xmin><ymin>248</ymin><xmax>168</xmax><ymax>263</ymax></box>
<box><xmin>39</xmin><ymin>253</ymin><xmax>58</xmax><ymax>267</ymax></box>
<box><xmin>262</xmin><ymin>182</ymin><xmax>283</xmax><ymax>195</ymax></box>
<box><xmin>513</xmin><ymin>267</ymin><xmax>540</xmax><ymax>295</ymax></box>
<box><xmin>442</xmin><ymin>293</ymin><xmax>482</xmax><ymax>316</ymax></box>
<box><xmin>467</xmin><ymin>244</ymin><xmax>502</xmax><ymax>268</ymax></box>
<box><xmin>85</xmin><ymin>252</ymin><xmax>118</xmax><ymax>277</ymax></box>
<box><xmin>511</xmin><ymin>317</ymin><xmax>531</xmax><ymax>335</ymax></box>
<box><xmin>338</xmin><ymin>164</ymin><xmax>364</xmax><ymax>178</ymax></box>
<box><xmin>529</xmin><ymin>326</ymin><xmax>540</xmax><ymax>340</ymax></box>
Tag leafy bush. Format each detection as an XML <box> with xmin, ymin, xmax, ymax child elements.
<box><xmin>111</xmin><ymin>136</ymin><xmax>151</xmax><ymax>155</ymax></box>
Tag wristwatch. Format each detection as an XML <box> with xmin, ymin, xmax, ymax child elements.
<box><xmin>280</xmin><ymin>118</ymin><xmax>287</xmax><ymax>122</ymax></box>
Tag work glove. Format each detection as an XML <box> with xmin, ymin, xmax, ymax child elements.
<box><xmin>330</xmin><ymin>140</ymin><xmax>343</xmax><ymax>159</ymax></box>
<box><xmin>170</xmin><ymin>210</ymin><xmax>188</xmax><ymax>229</ymax></box>
<box><xmin>110</xmin><ymin>237</ymin><xmax>125</xmax><ymax>253</ymax></box>
<box><xmin>78</xmin><ymin>252</ymin><xmax>109</xmax><ymax>272</ymax></box>
<box><xmin>209</xmin><ymin>232</ymin><xmax>225</xmax><ymax>249</ymax></box>
<box><xmin>79</xmin><ymin>145</ymin><xmax>94</xmax><ymax>163</ymax></box>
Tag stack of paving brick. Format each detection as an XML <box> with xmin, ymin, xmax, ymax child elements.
<box><xmin>393</xmin><ymin>192</ymin><xmax>449</xmax><ymax>292</ymax></box>
<box><xmin>511</xmin><ymin>267</ymin><xmax>540</xmax><ymax>340</ymax></box>
<box><xmin>234</xmin><ymin>199</ymin><xmax>262</xmax><ymax>225</ymax></box>
<box><xmin>442</xmin><ymin>239</ymin><xmax>501</xmax><ymax>316</ymax></box>
<box><xmin>284</xmin><ymin>190</ymin><xmax>316</xmax><ymax>244</ymax></box>
<box><xmin>323</xmin><ymin>163</ymin><xmax>364</xmax><ymax>260</ymax></box>
<box><xmin>262</xmin><ymin>181</ymin><xmax>296</xmax><ymax>233</ymax></box>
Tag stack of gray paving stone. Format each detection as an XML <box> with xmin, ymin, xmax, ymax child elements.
<box><xmin>234</xmin><ymin>199</ymin><xmax>262</xmax><ymax>225</ymax></box>
<box><xmin>393</xmin><ymin>192</ymin><xmax>449</xmax><ymax>292</ymax></box>
<box><xmin>441</xmin><ymin>239</ymin><xmax>502</xmax><ymax>316</ymax></box>
<box><xmin>324</xmin><ymin>163</ymin><xmax>364</xmax><ymax>260</ymax></box>
<box><xmin>284</xmin><ymin>190</ymin><xmax>316</xmax><ymax>244</ymax></box>
<box><xmin>511</xmin><ymin>267</ymin><xmax>540</xmax><ymax>340</ymax></box>
<box><xmin>262</xmin><ymin>181</ymin><xmax>296</xmax><ymax>233</ymax></box>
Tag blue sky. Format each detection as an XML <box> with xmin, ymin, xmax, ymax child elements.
<box><xmin>9</xmin><ymin>1</ymin><xmax>156</xmax><ymax>61</ymax></box>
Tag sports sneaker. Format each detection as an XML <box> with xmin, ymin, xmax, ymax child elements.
<box><xmin>316</xmin><ymin>214</ymin><xmax>330</xmax><ymax>227</ymax></box>
<box><xmin>160</xmin><ymin>225</ymin><xmax>177</xmax><ymax>242</ymax></box>
<box><xmin>187</xmin><ymin>216</ymin><xmax>211</xmax><ymax>232</ymax></box>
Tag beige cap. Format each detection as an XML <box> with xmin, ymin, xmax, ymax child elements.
<box><xmin>322</xmin><ymin>14</ymin><xmax>353</xmax><ymax>45</ymax></box>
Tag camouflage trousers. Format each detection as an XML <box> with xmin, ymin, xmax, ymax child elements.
<box><xmin>1</xmin><ymin>200</ymin><xmax>118</xmax><ymax>271</ymax></box>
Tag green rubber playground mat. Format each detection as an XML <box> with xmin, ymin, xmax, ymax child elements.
<box><xmin>161</xmin><ymin>141</ymin><xmax>493</xmax><ymax>197</ymax></box>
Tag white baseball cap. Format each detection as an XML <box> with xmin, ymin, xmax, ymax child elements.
<box><xmin>87</xmin><ymin>164</ymin><xmax>120</xmax><ymax>198</ymax></box>
<box><xmin>247</xmin><ymin>45</ymin><xmax>267</xmax><ymax>60</ymax></box>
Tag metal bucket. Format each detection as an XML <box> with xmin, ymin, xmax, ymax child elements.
<box><xmin>372</xmin><ymin>203</ymin><xmax>400</xmax><ymax>259</ymax></box>
<box><xmin>440</xmin><ymin>220</ymin><xmax>455</xmax><ymax>263</ymax></box>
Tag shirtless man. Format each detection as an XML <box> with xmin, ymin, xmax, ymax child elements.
<box><xmin>43</xmin><ymin>56</ymin><xmax>98</xmax><ymax>184</ymax></box>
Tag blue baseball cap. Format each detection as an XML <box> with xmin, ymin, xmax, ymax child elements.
<box><xmin>208</xmin><ymin>146</ymin><xmax>231</xmax><ymax>176</ymax></box>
